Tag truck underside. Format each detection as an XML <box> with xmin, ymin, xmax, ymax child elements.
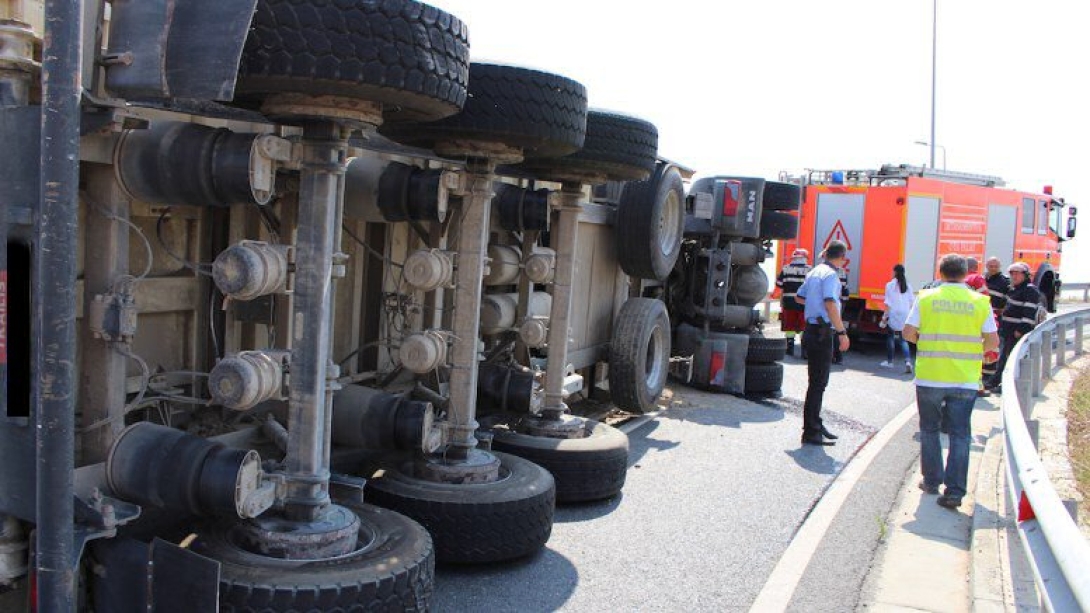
<box><xmin>0</xmin><ymin>1</ymin><xmax>699</xmax><ymax>609</ymax></box>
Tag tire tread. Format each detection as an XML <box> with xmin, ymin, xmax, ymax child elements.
<box><xmin>491</xmin><ymin>421</ymin><xmax>629</xmax><ymax>503</ymax></box>
<box><xmin>519</xmin><ymin>110</ymin><xmax>658</xmax><ymax>181</ymax></box>
<box><xmin>609</xmin><ymin>298</ymin><xmax>670</xmax><ymax>412</ymax></box>
<box><xmin>238</xmin><ymin>0</ymin><xmax>470</xmax><ymax>122</ymax></box>
<box><xmin>364</xmin><ymin>452</ymin><xmax>556</xmax><ymax>564</ymax></box>
<box><xmin>380</xmin><ymin>63</ymin><xmax>588</xmax><ymax>157</ymax></box>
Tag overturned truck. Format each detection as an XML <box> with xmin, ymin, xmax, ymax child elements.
<box><xmin>665</xmin><ymin>177</ymin><xmax>802</xmax><ymax>395</ymax></box>
<box><xmin>0</xmin><ymin>0</ymin><xmax>684</xmax><ymax>610</ymax></box>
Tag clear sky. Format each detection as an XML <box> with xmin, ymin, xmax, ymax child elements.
<box><xmin>427</xmin><ymin>0</ymin><xmax>1090</xmax><ymax>282</ymax></box>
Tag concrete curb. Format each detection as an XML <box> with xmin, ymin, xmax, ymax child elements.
<box><xmin>969</xmin><ymin>418</ymin><xmax>1014</xmax><ymax>612</ymax></box>
<box><xmin>861</xmin><ymin>397</ymin><xmax>1002</xmax><ymax>612</ymax></box>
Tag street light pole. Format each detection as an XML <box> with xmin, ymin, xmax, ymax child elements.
<box><xmin>929</xmin><ymin>0</ymin><xmax>937</xmax><ymax>170</ymax></box>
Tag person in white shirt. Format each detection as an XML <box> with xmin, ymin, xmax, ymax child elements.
<box><xmin>881</xmin><ymin>264</ymin><xmax>915</xmax><ymax>373</ymax></box>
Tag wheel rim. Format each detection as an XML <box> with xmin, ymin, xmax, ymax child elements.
<box><xmin>644</xmin><ymin>322</ymin><xmax>666</xmax><ymax>388</ymax></box>
<box><xmin>220</xmin><ymin>507</ymin><xmax>381</xmax><ymax>564</ymax></box>
<box><xmin>658</xmin><ymin>189</ymin><xmax>682</xmax><ymax>256</ymax></box>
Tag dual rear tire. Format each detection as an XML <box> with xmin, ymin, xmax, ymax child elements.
<box><xmin>363</xmin><ymin>451</ymin><xmax>556</xmax><ymax>565</ymax></box>
<box><xmin>491</xmin><ymin>420</ymin><xmax>630</xmax><ymax>504</ymax></box>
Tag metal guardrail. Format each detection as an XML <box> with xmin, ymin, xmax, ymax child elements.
<box><xmin>1061</xmin><ymin>282</ymin><xmax>1090</xmax><ymax>302</ymax></box>
<box><xmin>1002</xmin><ymin>308</ymin><xmax>1090</xmax><ymax>611</ymax></box>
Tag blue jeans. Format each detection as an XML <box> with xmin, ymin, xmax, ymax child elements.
<box><xmin>886</xmin><ymin>330</ymin><xmax>910</xmax><ymax>362</ymax></box>
<box><xmin>916</xmin><ymin>386</ymin><xmax>977</xmax><ymax>498</ymax></box>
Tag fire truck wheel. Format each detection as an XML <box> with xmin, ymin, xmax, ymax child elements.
<box><xmin>517</xmin><ymin>110</ymin><xmax>659</xmax><ymax>182</ymax></box>
<box><xmin>490</xmin><ymin>419</ymin><xmax>630</xmax><ymax>503</ymax></box>
<box><xmin>762</xmin><ymin>181</ymin><xmax>802</xmax><ymax>211</ymax></box>
<box><xmin>196</xmin><ymin>502</ymin><xmax>434</xmax><ymax>612</ymax></box>
<box><xmin>363</xmin><ymin>451</ymin><xmax>556</xmax><ymax>564</ymax></box>
<box><xmin>236</xmin><ymin>0</ymin><xmax>470</xmax><ymax>123</ymax></box>
<box><xmin>746</xmin><ymin>335</ymin><xmax>788</xmax><ymax>364</ymax></box>
<box><xmin>1034</xmin><ymin>268</ymin><xmax>1057</xmax><ymax>313</ymax></box>
<box><xmin>758</xmin><ymin>210</ymin><xmax>799</xmax><ymax>240</ymax></box>
<box><xmin>744</xmin><ymin>362</ymin><xmax>784</xmax><ymax>394</ymax></box>
<box><xmin>379</xmin><ymin>63</ymin><xmax>588</xmax><ymax>158</ymax></box>
<box><xmin>609</xmin><ymin>298</ymin><xmax>671</xmax><ymax>413</ymax></box>
<box><xmin>617</xmin><ymin>166</ymin><xmax>686</xmax><ymax>280</ymax></box>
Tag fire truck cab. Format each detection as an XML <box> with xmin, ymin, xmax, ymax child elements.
<box><xmin>778</xmin><ymin>164</ymin><xmax>1076</xmax><ymax>334</ymax></box>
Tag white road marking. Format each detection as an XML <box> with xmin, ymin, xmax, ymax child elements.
<box><xmin>747</xmin><ymin>400</ymin><xmax>919</xmax><ymax>612</ymax></box>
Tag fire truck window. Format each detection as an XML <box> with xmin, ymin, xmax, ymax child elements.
<box><xmin>1049</xmin><ymin>204</ymin><xmax>1062</xmax><ymax>236</ymax></box>
<box><xmin>1038</xmin><ymin>200</ymin><xmax>1048</xmax><ymax>235</ymax></box>
<box><xmin>1021</xmin><ymin>197</ymin><xmax>1035</xmax><ymax>233</ymax></box>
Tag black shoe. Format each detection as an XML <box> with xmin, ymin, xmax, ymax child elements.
<box><xmin>918</xmin><ymin>480</ymin><xmax>939</xmax><ymax>495</ymax></box>
<box><xmin>833</xmin><ymin>356</ymin><xmax>843</xmax><ymax>365</ymax></box>
<box><xmin>801</xmin><ymin>434</ymin><xmax>835</xmax><ymax>446</ymax></box>
<box><xmin>820</xmin><ymin>427</ymin><xmax>839</xmax><ymax>440</ymax></box>
<box><xmin>937</xmin><ymin>494</ymin><xmax>962</xmax><ymax>509</ymax></box>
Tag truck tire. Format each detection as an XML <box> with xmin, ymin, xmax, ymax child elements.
<box><xmin>236</xmin><ymin>0</ymin><xmax>470</xmax><ymax>123</ymax></box>
<box><xmin>617</xmin><ymin>166</ymin><xmax>686</xmax><ymax>280</ymax></box>
<box><xmin>196</xmin><ymin>502</ymin><xmax>434</xmax><ymax>612</ymax></box>
<box><xmin>759</xmin><ymin>210</ymin><xmax>799</xmax><ymax>240</ymax></box>
<box><xmin>364</xmin><ymin>451</ymin><xmax>555</xmax><ymax>564</ymax></box>
<box><xmin>490</xmin><ymin>419</ymin><xmax>629</xmax><ymax>503</ymax></box>
<box><xmin>518</xmin><ymin>110</ymin><xmax>658</xmax><ymax>182</ymax></box>
<box><xmin>762</xmin><ymin>181</ymin><xmax>802</xmax><ymax>211</ymax></box>
<box><xmin>745</xmin><ymin>362</ymin><xmax>784</xmax><ymax>394</ymax></box>
<box><xmin>609</xmin><ymin>298</ymin><xmax>671</xmax><ymax>413</ymax></box>
<box><xmin>746</xmin><ymin>335</ymin><xmax>788</xmax><ymax>363</ymax></box>
<box><xmin>380</xmin><ymin>63</ymin><xmax>588</xmax><ymax>158</ymax></box>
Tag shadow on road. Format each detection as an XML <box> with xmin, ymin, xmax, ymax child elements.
<box><xmin>621</xmin><ymin>421</ymin><xmax>680</xmax><ymax>471</ymax></box>
<box><xmin>618</xmin><ymin>401</ymin><xmax>787</xmax><ymax>470</ymax></box>
<box><xmin>784</xmin><ymin>445</ymin><xmax>844</xmax><ymax>475</ymax></box>
<box><xmin>782</xmin><ymin>353</ymin><xmax>917</xmax><ymax>382</ymax></box>
<box><xmin>554</xmin><ymin>492</ymin><xmax>625</xmax><ymax>523</ymax></box>
<box><xmin>899</xmin><ymin>495</ymin><xmax>973</xmax><ymax>545</ymax></box>
<box><xmin>655</xmin><ymin>396</ymin><xmax>787</xmax><ymax>430</ymax></box>
<box><xmin>435</xmin><ymin>547</ymin><xmax>579</xmax><ymax>612</ymax></box>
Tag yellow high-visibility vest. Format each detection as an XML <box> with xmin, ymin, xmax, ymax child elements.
<box><xmin>915</xmin><ymin>284</ymin><xmax>992</xmax><ymax>384</ymax></box>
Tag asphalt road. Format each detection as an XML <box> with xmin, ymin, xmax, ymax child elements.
<box><xmin>432</xmin><ymin>335</ymin><xmax>920</xmax><ymax>612</ymax></box>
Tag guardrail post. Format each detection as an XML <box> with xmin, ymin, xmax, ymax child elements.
<box><xmin>1041</xmin><ymin>328</ymin><xmax>1054</xmax><ymax>381</ymax></box>
<box><xmin>1029</xmin><ymin>339</ymin><xmax>1043</xmax><ymax>398</ymax></box>
<box><xmin>1016</xmin><ymin>354</ymin><xmax>1034</xmax><ymax>417</ymax></box>
<box><xmin>1056</xmin><ymin>322</ymin><xmax>1067</xmax><ymax>369</ymax></box>
<box><xmin>1076</xmin><ymin>317</ymin><xmax>1085</xmax><ymax>356</ymax></box>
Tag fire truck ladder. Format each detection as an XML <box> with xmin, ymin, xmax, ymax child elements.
<box><xmin>875</xmin><ymin>164</ymin><xmax>1006</xmax><ymax>188</ymax></box>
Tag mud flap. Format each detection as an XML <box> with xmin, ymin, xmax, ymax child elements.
<box><xmin>92</xmin><ymin>537</ymin><xmax>220</xmax><ymax>612</ymax></box>
<box><xmin>674</xmin><ymin>323</ymin><xmax>748</xmax><ymax>394</ymax></box>
<box><xmin>106</xmin><ymin>0</ymin><xmax>259</xmax><ymax>100</ymax></box>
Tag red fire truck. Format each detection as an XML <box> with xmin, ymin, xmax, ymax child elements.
<box><xmin>777</xmin><ymin>164</ymin><xmax>1076</xmax><ymax>333</ymax></box>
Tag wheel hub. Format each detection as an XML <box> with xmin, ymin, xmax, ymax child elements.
<box><xmin>433</xmin><ymin>139</ymin><xmax>524</xmax><ymax>164</ymax></box>
<box><xmin>518</xmin><ymin>413</ymin><xmax>588</xmax><ymax>439</ymax></box>
<box><xmin>415</xmin><ymin>448</ymin><xmax>501</xmax><ymax>484</ymax></box>
<box><xmin>234</xmin><ymin>504</ymin><xmax>361</xmax><ymax>560</ymax></box>
<box><xmin>261</xmin><ymin>93</ymin><xmax>384</xmax><ymax>128</ymax></box>
<box><xmin>522</xmin><ymin>168</ymin><xmax>608</xmax><ymax>185</ymax></box>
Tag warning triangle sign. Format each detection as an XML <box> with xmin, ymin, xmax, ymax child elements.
<box><xmin>823</xmin><ymin>220</ymin><xmax>853</xmax><ymax>251</ymax></box>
